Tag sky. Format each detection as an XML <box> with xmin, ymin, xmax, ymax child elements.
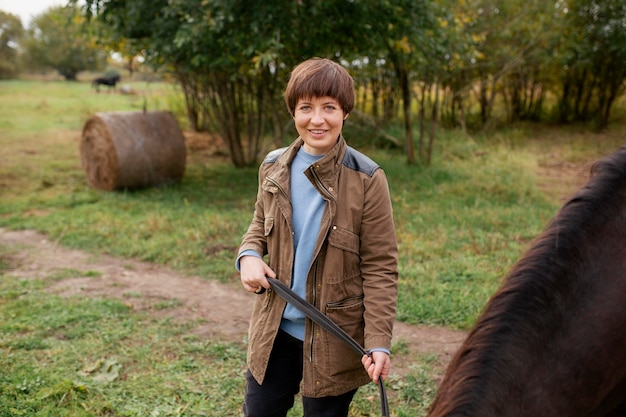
<box><xmin>0</xmin><ymin>0</ymin><xmax>67</xmax><ymax>26</ymax></box>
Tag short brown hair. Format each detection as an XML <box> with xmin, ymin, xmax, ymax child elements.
<box><xmin>284</xmin><ymin>58</ymin><xmax>355</xmax><ymax>117</ymax></box>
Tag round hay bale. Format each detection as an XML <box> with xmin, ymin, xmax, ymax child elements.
<box><xmin>80</xmin><ymin>111</ymin><xmax>186</xmax><ymax>191</ymax></box>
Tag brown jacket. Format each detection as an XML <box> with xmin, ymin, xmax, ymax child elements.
<box><xmin>238</xmin><ymin>136</ymin><xmax>398</xmax><ymax>397</ymax></box>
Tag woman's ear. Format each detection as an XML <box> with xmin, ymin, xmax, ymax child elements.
<box><xmin>343</xmin><ymin>113</ymin><xmax>350</xmax><ymax>120</ymax></box>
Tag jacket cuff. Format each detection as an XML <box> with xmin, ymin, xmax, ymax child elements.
<box><xmin>368</xmin><ymin>347</ymin><xmax>391</xmax><ymax>355</ymax></box>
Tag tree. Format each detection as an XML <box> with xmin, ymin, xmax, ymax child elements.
<box><xmin>0</xmin><ymin>10</ymin><xmax>23</xmax><ymax>79</ymax></box>
<box><xmin>349</xmin><ymin>0</ymin><xmax>439</xmax><ymax>164</ymax></box>
<box><xmin>553</xmin><ymin>0</ymin><xmax>626</xmax><ymax>129</ymax></box>
<box><xmin>76</xmin><ymin>0</ymin><xmax>381</xmax><ymax>167</ymax></box>
<box><xmin>23</xmin><ymin>5</ymin><xmax>106</xmax><ymax>80</ymax></box>
<box><xmin>76</xmin><ymin>0</ymin><xmax>285</xmax><ymax>167</ymax></box>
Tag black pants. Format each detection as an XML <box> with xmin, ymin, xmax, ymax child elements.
<box><xmin>243</xmin><ymin>329</ymin><xmax>357</xmax><ymax>417</ymax></box>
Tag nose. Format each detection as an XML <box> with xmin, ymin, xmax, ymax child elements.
<box><xmin>310</xmin><ymin>108</ymin><xmax>324</xmax><ymax>124</ymax></box>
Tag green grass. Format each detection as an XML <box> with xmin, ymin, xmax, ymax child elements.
<box><xmin>0</xmin><ymin>259</ymin><xmax>246</xmax><ymax>416</ymax></box>
<box><xmin>1</xmin><ymin>78</ymin><xmax>625</xmax><ymax>415</ymax></box>
<box><xmin>0</xmin><ymin>80</ymin><xmax>181</xmax><ymax>133</ymax></box>
<box><xmin>378</xmin><ymin>136</ymin><xmax>555</xmax><ymax>328</ymax></box>
<box><xmin>0</xmin><ymin>249</ymin><xmax>438</xmax><ymax>415</ymax></box>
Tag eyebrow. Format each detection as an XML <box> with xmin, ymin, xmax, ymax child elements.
<box><xmin>297</xmin><ymin>99</ymin><xmax>340</xmax><ymax>106</ymax></box>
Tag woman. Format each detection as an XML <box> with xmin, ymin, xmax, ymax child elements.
<box><xmin>236</xmin><ymin>57</ymin><xmax>398</xmax><ymax>417</ymax></box>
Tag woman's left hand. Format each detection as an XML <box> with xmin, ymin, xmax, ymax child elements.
<box><xmin>361</xmin><ymin>351</ymin><xmax>390</xmax><ymax>383</ymax></box>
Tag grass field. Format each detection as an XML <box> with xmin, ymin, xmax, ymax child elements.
<box><xmin>1</xmin><ymin>77</ymin><xmax>625</xmax><ymax>416</ymax></box>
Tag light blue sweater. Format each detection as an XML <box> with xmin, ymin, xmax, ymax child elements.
<box><xmin>279</xmin><ymin>148</ymin><xmax>325</xmax><ymax>340</ymax></box>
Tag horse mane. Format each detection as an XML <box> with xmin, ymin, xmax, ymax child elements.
<box><xmin>429</xmin><ymin>145</ymin><xmax>626</xmax><ymax>416</ymax></box>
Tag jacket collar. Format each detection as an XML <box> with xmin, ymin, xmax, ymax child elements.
<box><xmin>268</xmin><ymin>136</ymin><xmax>347</xmax><ymax>187</ymax></box>
<box><xmin>311</xmin><ymin>135</ymin><xmax>346</xmax><ymax>187</ymax></box>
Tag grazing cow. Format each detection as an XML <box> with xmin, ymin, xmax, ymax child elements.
<box><xmin>91</xmin><ymin>74</ymin><xmax>121</xmax><ymax>92</ymax></box>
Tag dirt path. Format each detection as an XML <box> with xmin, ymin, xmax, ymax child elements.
<box><xmin>0</xmin><ymin>228</ymin><xmax>467</xmax><ymax>377</ymax></box>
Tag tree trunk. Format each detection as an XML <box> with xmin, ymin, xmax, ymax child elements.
<box><xmin>418</xmin><ymin>83</ymin><xmax>427</xmax><ymax>161</ymax></box>
<box><xmin>399</xmin><ymin>66</ymin><xmax>414</xmax><ymax>165</ymax></box>
<box><xmin>427</xmin><ymin>81</ymin><xmax>439</xmax><ymax>166</ymax></box>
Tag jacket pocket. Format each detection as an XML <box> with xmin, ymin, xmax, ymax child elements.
<box><xmin>326</xmin><ymin>295</ymin><xmax>364</xmax><ymax>314</ymax></box>
<box><xmin>328</xmin><ymin>225</ymin><xmax>359</xmax><ymax>255</ymax></box>
<box><xmin>326</xmin><ymin>226</ymin><xmax>361</xmax><ymax>285</ymax></box>
<box><xmin>324</xmin><ymin>295</ymin><xmax>365</xmax><ymax>376</ymax></box>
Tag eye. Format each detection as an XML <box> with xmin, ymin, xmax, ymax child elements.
<box><xmin>324</xmin><ymin>105</ymin><xmax>337</xmax><ymax>111</ymax></box>
<box><xmin>298</xmin><ymin>105</ymin><xmax>311</xmax><ymax>112</ymax></box>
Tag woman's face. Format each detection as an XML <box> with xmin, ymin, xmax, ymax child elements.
<box><xmin>293</xmin><ymin>96</ymin><xmax>348</xmax><ymax>155</ymax></box>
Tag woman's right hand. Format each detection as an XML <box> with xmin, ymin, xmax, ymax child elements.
<box><xmin>239</xmin><ymin>255</ymin><xmax>275</xmax><ymax>294</ymax></box>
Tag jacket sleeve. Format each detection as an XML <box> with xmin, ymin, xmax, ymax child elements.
<box><xmin>360</xmin><ymin>168</ymin><xmax>398</xmax><ymax>351</ymax></box>
<box><xmin>238</xmin><ymin>164</ymin><xmax>269</xmax><ymax>259</ymax></box>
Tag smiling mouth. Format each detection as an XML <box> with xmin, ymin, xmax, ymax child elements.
<box><xmin>309</xmin><ymin>129</ymin><xmax>327</xmax><ymax>134</ymax></box>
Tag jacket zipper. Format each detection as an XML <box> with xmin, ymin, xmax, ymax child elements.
<box><xmin>266</xmin><ymin>176</ymin><xmax>289</xmax><ymax>199</ymax></box>
<box><xmin>309</xmin><ymin>262</ymin><xmax>317</xmax><ymax>363</ymax></box>
<box><xmin>307</xmin><ymin>167</ymin><xmax>335</xmax><ymax>363</ymax></box>
<box><xmin>309</xmin><ymin>166</ymin><xmax>336</xmax><ymax>202</ymax></box>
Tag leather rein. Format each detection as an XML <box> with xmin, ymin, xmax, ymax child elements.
<box><xmin>263</xmin><ymin>277</ymin><xmax>390</xmax><ymax>417</ymax></box>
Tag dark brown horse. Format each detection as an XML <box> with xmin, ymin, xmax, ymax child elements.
<box><xmin>427</xmin><ymin>144</ymin><xmax>626</xmax><ymax>417</ymax></box>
